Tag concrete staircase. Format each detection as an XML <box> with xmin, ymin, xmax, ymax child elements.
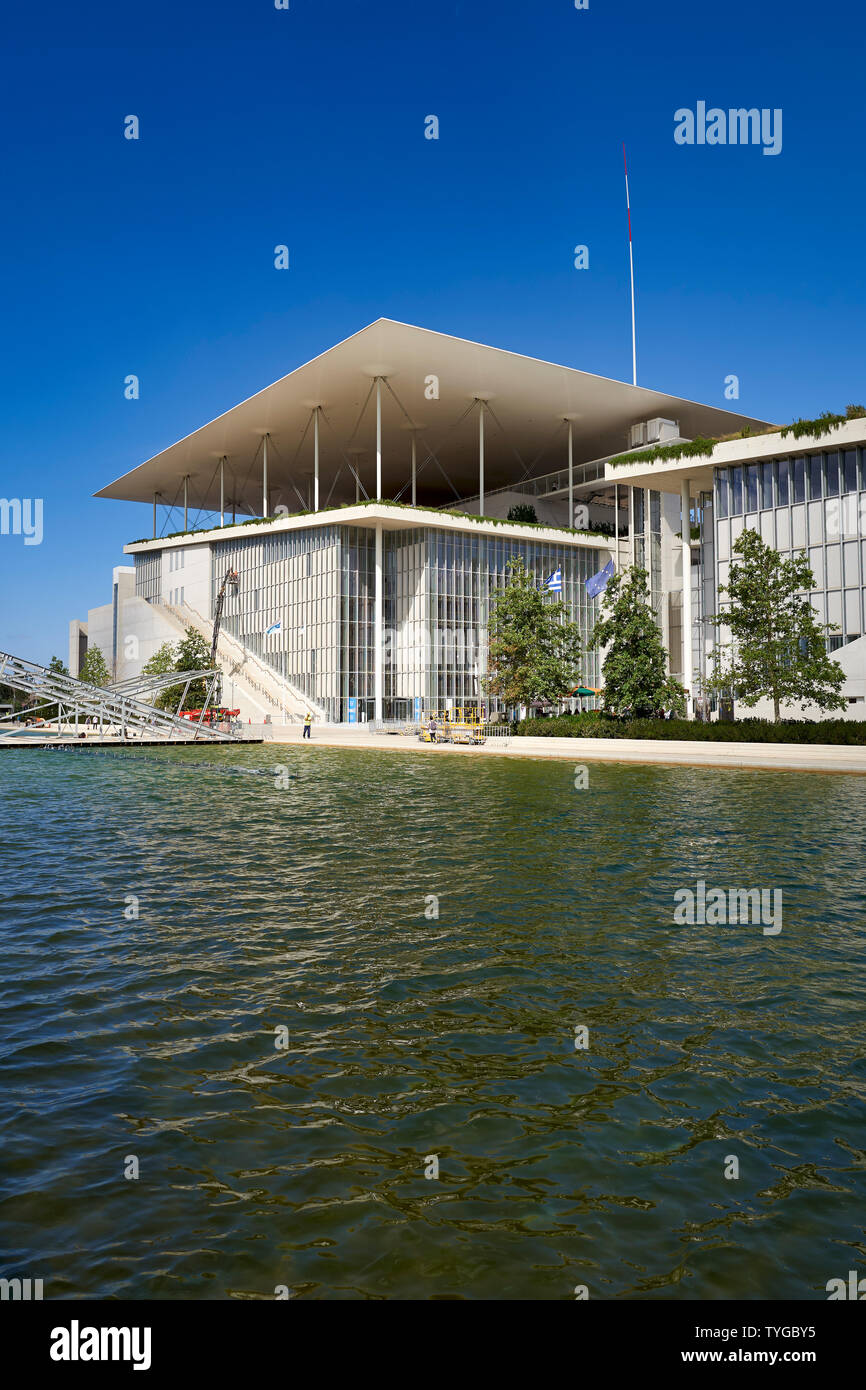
<box><xmin>157</xmin><ymin>602</ymin><xmax>326</xmax><ymax>724</ymax></box>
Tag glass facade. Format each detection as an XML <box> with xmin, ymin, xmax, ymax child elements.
<box><xmin>630</xmin><ymin>487</ymin><xmax>663</xmax><ymax>616</ymax></box>
<box><xmin>714</xmin><ymin>448</ymin><xmax>866</xmax><ymax>647</ymax></box>
<box><xmin>134</xmin><ymin>551</ymin><xmax>161</xmax><ymax>603</ymax></box>
<box><xmin>211</xmin><ymin>525</ymin><xmax>343</xmax><ymax>716</ymax></box>
<box><xmin>384</xmin><ymin>526</ymin><xmax>603</xmax><ymax>720</ymax></box>
<box><xmin>156</xmin><ymin>521</ymin><xmax>609</xmax><ymax>722</ymax></box>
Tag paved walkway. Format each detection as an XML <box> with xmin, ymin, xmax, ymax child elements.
<box><xmin>267</xmin><ymin>727</ymin><xmax>866</xmax><ymax>774</ymax></box>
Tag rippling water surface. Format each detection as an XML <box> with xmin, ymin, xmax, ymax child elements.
<box><xmin>1</xmin><ymin>744</ymin><xmax>864</xmax><ymax>1300</ymax></box>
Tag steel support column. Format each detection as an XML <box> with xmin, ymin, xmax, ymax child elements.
<box><xmin>374</xmin><ymin>522</ymin><xmax>383</xmax><ymax>722</ymax></box>
<box><xmin>375</xmin><ymin>378</ymin><xmax>382</xmax><ymax>499</ymax></box>
<box><xmin>567</xmin><ymin>420</ymin><xmax>573</xmax><ymax>527</ymax></box>
<box><xmin>681</xmin><ymin>478</ymin><xmax>692</xmax><ymax>713</ymax></box>
<box><xmin>313</xmin><ymin>408</ymin><xmax>320</xmax><ymax>512</ymax></box>
<box><xmin>478</xmin><ymin>402</ymin><xmax>485</xmax><ymax>517</ymax></box>
<box><xmin>262</xmin><ymin>434</ymin><xmax>269</xmax><ymax>518</ymax></box>
<box><xmin>220</xmin><ymin>458</ymin><xmax>225</xmax><ymax>527</ymax></box>
<box><xmin>411</xmin><ymin>432</ymin><xmax>417</xmax><ymax>507</ymax></box>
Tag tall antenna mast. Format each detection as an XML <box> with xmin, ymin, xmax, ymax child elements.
<box><xmin>623</xmin><ymin>143</ymin><xmax>637</xmax><ymax>386</ymax></box>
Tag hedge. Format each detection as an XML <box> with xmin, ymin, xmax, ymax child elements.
<box><xmin>510</xmin><ymin>712</ymin><xmax>866</xmax><ymax>745</ymax></box>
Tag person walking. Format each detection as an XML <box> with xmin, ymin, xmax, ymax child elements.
<box><xmin>303</xmin><ymin>711</ymin><xmax>312</xmax><ymax>740</ymax></box>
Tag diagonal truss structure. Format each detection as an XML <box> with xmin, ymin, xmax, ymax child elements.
<box><xmin>0</xmin><ymin>653</ymin><xmax>241</xmax><ymax>742</ymax></box>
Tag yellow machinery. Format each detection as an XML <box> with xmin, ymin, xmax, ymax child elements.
<box><xmin>417</xmin><ymin>707</ymin><xmax>487</xmax><ymax>745</ymax></box>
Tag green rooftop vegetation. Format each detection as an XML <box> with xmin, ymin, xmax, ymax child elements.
<box><xmin>130</xmin><ymin>498</ymin><xmax>613</xmax><ymax>546</ymax></box>
<box><xmin>607</xmin><ymin>404</ymin><xmax>865</xmax><ymax>471</ymax></box>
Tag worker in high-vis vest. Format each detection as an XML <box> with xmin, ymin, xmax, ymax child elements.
<box><xmin>303</xmin><ymin>711</ymin><xmax>312</xmax><ymax>740</ymax></box>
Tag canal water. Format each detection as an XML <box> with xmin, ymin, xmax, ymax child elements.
<box><xmin>1</xmin><ymin>745</ymin><xmax>864</xmax><ymax>1300</ymax></box>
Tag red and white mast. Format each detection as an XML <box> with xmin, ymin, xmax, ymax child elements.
<box><xmin>623</xmin><ymin>143</ymin><xmax>637</xmax><ymax>386</ymax></box>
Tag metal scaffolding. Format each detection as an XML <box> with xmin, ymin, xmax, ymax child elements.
<box><xmin>0</xmin><ymin>654</ymin><xmax>244</xmax><ymax>742</ymax></box>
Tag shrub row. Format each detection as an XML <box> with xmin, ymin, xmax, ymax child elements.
<box><xmin>510</xmin><ymin>712</ymin><xmax>866</xmax><ymax>745</ymax></box>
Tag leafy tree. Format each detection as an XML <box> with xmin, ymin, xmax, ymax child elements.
<box><xmin>709</xmin><ymin>528</ymin><xmax>845</xmax><ymax>721</ymax></box>
<box><xmin>171</xmin><ymin>627</ymin><xmax>214</xmax><ymax>710</ymax></box>
<box><xmin>141</xmin><ymin>640</ymin><xmax>182</xmax><ymax>709</ymax></box>
<box><xmin>0</xmin><ymin>682</ymin><xmax>26</xmax><ymax>714</ymax></box>
<box><xmin>48</xmin><ymin>655</ymin><xmax>69</xmax><ymax>676</ymax></box>
<box><xmin>507</xmin><ymin>503</ymin><xmax>538</xmax><ymax>524</ymax></box>
<box><xmin>141</xmin><ymin>641</ymin><xmax>178</xmax><ymax>677</ymax></box>
<box><xmin>588</xmin><ymin>565</ymin><xmax>687</xmax><ymax>717</ymax></box>
<box><xmin>485</xmin><ymin>555</ymin><xmax>583</xmax><ymax>708</ymax></box>
<box><xmin>78</xmin><ymin>646</ymin><xmax>111</xmax><ymax>687</ymax></box>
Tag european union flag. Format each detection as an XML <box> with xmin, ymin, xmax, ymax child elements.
<box><xmin>585</xmin><ymin>559</ymin><xmax>614</xmax><ymax>598</ymax></box>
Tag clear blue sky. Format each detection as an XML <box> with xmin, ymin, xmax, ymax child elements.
<box><xmin>1</xmin><ymin>0</ymin><xmax>863</xmax><ymax>664</ymax></box>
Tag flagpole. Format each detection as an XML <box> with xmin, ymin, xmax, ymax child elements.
<box><xmin>623</xmin><ymin>143</ymin><xmax>637</xmax><ymax>387</ymax></box>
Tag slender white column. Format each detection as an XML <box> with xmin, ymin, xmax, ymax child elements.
<box><xmin>183</xmin><ymin>476</ymin><xmax>189</xmax><ymax>531</ymax></box>
<box><xmin>219</xmin><ymin>459</ymin><xmax>225</xmax><ymax>527</ymax></box>
<box><xmin>375</xmin><ymin>378</ymin><xmax>382</xmax><ymax>499</ymax></box>
<box><xmin>411</xmin><ymin>433</ymin><xmax>417</xmax><ymax>506</ymax></box>
<box><xmin>153</xmin><ymin>493</ymin><xmax>157</xmax><ymax>540</ymax></box>
<box><xmin>681</xmin><ymin>478</ymin><xmax>692</xmax><ymax>712</ymax></box>
<box><xmin>478</xmin><ymin>403</ymin><xmax>485</xmax><ymax>516</ymax></box>
<box><xmin>629</xmin><ymin>486</ymin><xmax>635</xmax><ymax>565</ymax></box>
<box><xmin>567</xmin><ymin>420</ymin><xmax>573</xmax><ymax>527</ymax></box>
<box><xmin>374</xmin><ymin>523</ymin><xmax>383</xmax><ymax>722</ymax></box>
<box><xmin>262</xmin><ymin>434</ymin><xmax>269</xmax><ymax>517</ymax></box>
<box><xmin>614</xmin><ymin>482</ymin><xmax>619</xmax><ymax>564</ymax></box>
<box><xmin>313</xmin><ymin>408</ymin><xmax>320</xmax><ymax>512</ymax></box>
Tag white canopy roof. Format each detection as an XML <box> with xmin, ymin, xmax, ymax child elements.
<box><xmin>96</xmin><ymin>318</ymin><xmax>772</xmax><ymax>516</ymax></box>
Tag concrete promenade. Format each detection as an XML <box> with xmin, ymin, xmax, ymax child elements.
<box><xmin>266</xmin><ymin>725</ymin><xmax>866</xmax><ymax>774</ymax></box>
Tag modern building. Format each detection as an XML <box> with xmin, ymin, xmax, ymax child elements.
<box><xmin>73</xmin><ymin>319</ymin><xmax>866</xmax><ymax>721</ymax></box>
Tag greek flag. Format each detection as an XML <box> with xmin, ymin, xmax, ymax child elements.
<box><xmin>585</xmin><ymin>559</ymin><xmax>614</xmax><ymax>598</ymax></box>
<box><xmin>546</xmin><ymin>567</ymin><xmax>562</xmax><ymax>593</ymax></box>
<box><xmin>265</xmin><ymin>620</ymin><xmax>282</xmax><ymax>636</ymax></box>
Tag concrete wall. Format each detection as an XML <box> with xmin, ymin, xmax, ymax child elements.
<box><xmin>70</xmin><ymin>570</ymin><xmax>182</xmax><ymax>682</ymax></box>
<box><xmin>116</xmin><ymin>596</ymin><xmax>184</xmax><ymax>679</ymax></box>
<box><xmin>68</xmin><ymin>620</ymin><xmax>87</xmax><ymax>678</ymax></box>
<box><xmin>160</xmin><ymin>543</ymin><xmax>211</xmax><ymax>614</ymax></box>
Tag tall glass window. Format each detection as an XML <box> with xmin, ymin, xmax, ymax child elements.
<box><xmin>776</xmin><ymin>459</ymin><xmax>790</xmax><ymax>505</ymax></box>
<box><xmin>761</xmin><ymin>462</ymin><xmax>774</xmax><ymax>508</ymax></box>
<box><xmin>715</xmin><ymin>469</ymin><xmax>728</xmax><ymax>519</ymax></box>
<box><xmin>825</xmin><ymin>452</ymin><xmax>840</xmax><ymax>495</ymax></box>
<box><xmin>808</xmin><ymin>455</ymin><xmax>823</xmax><ymax>499</ymax></box>
<box><xmin>746</xmin><ymin>464</ymin><xmax>759</xmax><ymax>512</ymax></box>
<box><xmin>843</xmin><ymin>450</ymin><xmax>858</xmax><ymax>494</ymax></box>
<box><xmin>792</xmin><ymin>457</ymin><xmax>806</xmax><ymax>503</ymax></box>
<box><xmin>730</xmin><ymin>467</ymin><xmax>743</xmax><ymax>515</ymax></box>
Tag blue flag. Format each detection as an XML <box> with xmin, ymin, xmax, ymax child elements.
<box><xmin>585</xmin><ymin>559</ymin><xmax>614</xmax><ymax>599</ymax></box>
<box><xmin>265</xmin><ymin>620</ymin><xmax>282</xmax><ymax>636</ymax></box>
<box><xmin>546</xmin><ymin>567</ymin><xmax>562</xmax><ymax>593</ymax></box>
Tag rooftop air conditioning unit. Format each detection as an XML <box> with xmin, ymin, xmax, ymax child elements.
<box><xmin>645</xmin><ymin>417</ymin><xmax>679</xmax><ymax>444</ymax></box>
<box><xmin>628</xmin><ymin>422</ymin><xmax>647</xmax><ymax>449</ymax></box>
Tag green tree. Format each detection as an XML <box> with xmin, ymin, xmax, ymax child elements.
<box><xmin>507</xmin><ymin>503</ymin><xmax>538</xmax><ymax>524</ymax></box>
<box><xmin>485</xmin><ymin>555</ymin><xmax>583</xmax><ymax>709</ymax></box>
<box><xmin>141</xmin><ymin>641</ymin><xmax>178</xmax><ymax>677</ymax></box>
<box><xmin>588</xmin><ymin>565</ymin><xmax>687</xmax><ymax>717</ymax></box>
<box><xmin>172</xmin><ymin>626</ymin><xmax>214</xmax><ymax>710</ymax></box>
<box><xmin>78</xmin><ymin>646</ymin><xmax>111</xmax><ymax>687</ymax></box>
<box><xmin>141</xmin><ymin>640</ymin><xmax>182</xmax><ymax>710</ymax></box>
<box><xmin>709</xmin><ymin>528</ymin><xmax>845</xmax><ymax>721</ymax></box>
<box><xmin>48</xmin><ymin>655</ymin><xmax>69</xmax><ymax>676</ymax></box>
